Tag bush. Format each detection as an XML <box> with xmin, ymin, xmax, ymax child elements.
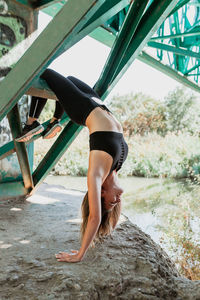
<box><xmin>120</xmin><ymin>132</ymin><xmax>200</xmax><ymax>178</ymax></box>
<box><xmin>109</xmin><ymin>92</ymin><xmax>166</xmax><ymax>136</ymax></box>
<box><xmin>164</xmin><ymin>87</ymin><xmax>200</xmax><ymax>135</ymax></box>
<box><xmin>109</xmin><ymin>87</ymin><xmax>200</xmax><ymax>137</ymax></box>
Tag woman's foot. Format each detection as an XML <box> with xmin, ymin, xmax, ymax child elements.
<box><xmin>15</xmin><ymin>121</ymin><xmax>44</xmax><ymax>142</ymax></box>
<box><xmin>43</xmin><ymin>119</ymin><xmax>62</xmax><ymax>139</ymax></box>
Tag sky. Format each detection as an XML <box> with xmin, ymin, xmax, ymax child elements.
<box><xmin>38</xmin><ymin>11</ymin><xmax>191</xmax><ymax>103</ymax></box>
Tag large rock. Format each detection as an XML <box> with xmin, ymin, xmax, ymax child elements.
<box><xmin>0</xmin><ymin>183</ymin><xmax>200</xmax><ymax>300</ymax></box>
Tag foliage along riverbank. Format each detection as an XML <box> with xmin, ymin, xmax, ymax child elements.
<box><xmin>34</xmin><ymin>129</ymin><xmax>200</xmax><ymax>180</ymax></box>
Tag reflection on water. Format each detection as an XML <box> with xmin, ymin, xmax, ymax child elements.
<box><xmin>122</xmin><ymin>177</ymin><xmax>200</xmax><ymax>280</ymax></box>
<box><xmin>125</xmin><ymin>211</ymin><xmax>162</xmax><ymax>244</ymax></box>
<box><xmin>45</xmin><ymin>175</ymin><xmax>200</xmax><ymax>280</ymax></box>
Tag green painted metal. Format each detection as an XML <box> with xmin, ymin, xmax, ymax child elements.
<box><xmin>33</xmin><ymin>121</ymin><xmax>82</xmax><ymax>187</ymax></box>
<box><xmin>87</xmin><ymin>24</ymin><xmax>200</xmax><ymax>94</ymax></box>
<box><xmin>149</xmin><ymin>1</ymin><xmax>200</xmax><ymax>84</ymax></box>
<box><xmin>7</xmin><ymin>104</ymin><xmax>34</xmax><ymax>190</ymax></box>
<box><xmin>94</xmin><ymin>0</ymin><xmax>149</xmax><ymax>97</ymax></box>
<box><xmin>0</xmin><ymin>181</ymin><xmax>29</xmax><ymax>200</ymax></box>
<box><xmin>14</xmin><ymin>0</ymin><xmax>30</xmax><ymax>7</ymax></box>
<box><xmin>184</xmin><ymin>63</ymin><xmax>200</xmax><ymax>75</ymax></box>
<box><xmin>0</xmin><ymin>141</ymin><xmax>15</xmax><ymax>161</ymax></box>
<box><xmin>0</xmin><ymin>0</ymin><xmax>105</xmax><ymax>122</ymax></box>
<box><xmin>83</xmin><ymin>0</ymin><xmax>130</xmax><ymax>29</ymax></box>
<box><xmin>89</xmin><ymin>27</ymin><xmax>115</xmax><ymax>47</ymax></box>
<box><xmin>150</xmin><ymin>31</ymin><xmax>200</xmax><ymax>41</ymax></box>
<box><xmin>148</xmin><ymin>41</ymin><xmax>200</xmax><ymax>59</ymax></box>
<box><xmin>138</xmin><ymin>51</ymin><xmax>200</xmax><ymax>93</ymax></box>
<box><xmin>168</xmin><ymin>0</ymin><xmax>190</xmax><ymax>17</ymax></box>
<box><xmin>86</xmin><ymin>0</ymin><xmax>200</xmax><ymax>86</ymax></box>
<box><xmin>34</xmin><ymin>0</ymin><xmax>65</xmax><ymax>10</ymax></box>
<box><xmin>52</xmin><ymin>0</ymin><xmax>130</xmax><ymax>62</ymax></box>
<box><xmin>42</xmin><ymin>1</ymin><xmax>66</xmax><ymax>17</ymax></box>
<box><xmin>98</xmin><ymin>0</ymin><xmax>178</xmax><ymax>99</ymax></box>
<box><xmin>15</xmin><ymin>0</ymin><xmax>64</xmax><ymax>10</ymax></box>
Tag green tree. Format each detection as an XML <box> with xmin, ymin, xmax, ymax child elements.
<box><xmin>109</xmin><ymin>92</ymin><xmax>166</xmax><ymax>136</ymax></box>
<box><xmin>164</xmin><ymin>87</ymin><xmax>200</xmax><ymax>135</ymax></box>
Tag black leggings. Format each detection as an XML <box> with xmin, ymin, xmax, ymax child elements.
<box><xmin>29</xmin><ymin>96</ymin><xmax>64</xmax><ymax>119</ymax></box>
<box><xmin>40</xmin><ymin>69</ymin><xmax>102</xmax><ymax>125</ymax></box>
<box><xmin>29</xmin><ymin>73</ymin><xmax>99</xmax><ymax>121</ymax></box>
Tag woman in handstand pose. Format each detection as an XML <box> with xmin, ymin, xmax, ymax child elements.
<box><xmin>39</xmin><ymin>69</ymin><xmax>128</xmax><ymax>262</ymax></box>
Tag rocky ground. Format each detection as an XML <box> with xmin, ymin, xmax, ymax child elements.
<box><xmin>0</xmin><ymin>183</ymin><xmax>200</xmax><ymax>300</ymax></box>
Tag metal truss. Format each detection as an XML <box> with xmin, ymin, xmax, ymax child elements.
<box><xmin>1</xmin><ymin>0</ymin><xmax>200</xmax><ymax>199</ymax></box>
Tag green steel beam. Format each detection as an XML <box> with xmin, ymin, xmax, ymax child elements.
<box><xmin>187</xmin><ymin>73</ymin><xmax>200</xmax><ymax>76</ymax></box>
<box><xmin>0</xmin><ymin>0</ymin><xmax>105</xmax><ymax>122</ymax></box>
<box><xmin>69</xmin><ymin>18</ymin><xmax>200</xmax><ymax>95</ymax></box>
<box><xmin>2</xmin><ymin>0</ymin><xmax>130</xmax><ymax>85</ymax></box>
<box><xmin>99</xmin><ymin>0</ymin><xmax>178</xmax><ymax>99</ymax></box>
<box><xmin>148</xmin><ymin>41</ymin><xmax>200</xmax><ymax>59</ymax></box>
<box><xmin>27</xmin><ymin>78</ymin><xmax>58</xmax><ymax>100</ymax></box>
<box><xmin>189</xmin><ymin>2</ymin><xmax>200</xmax><ymax>7</ymax></box>
<box><xmin>0</xmin><ymin>181</ymin><xmax>29</xmax><ymax>200</ymax></box>
<box><xmin>15</xmin><ymin>0</ymin><xmax>61</xmax><ymax>10</ymax></box>
<box><xmin>89</xmin><ymin>27</ymin><xmax>115</xmax><ymax>47</ymax></box>
<box><xmin>53</xmin><ymin>0</ymin><xmax>130</xmax><ymax>62</ymax></box>
<box><xmin>14</xmin><ymin>0</ymin><xmax>32</xmax><ymax>8</ymax></box>
<box><xmin>138</xmin><ymin>51</ymin><xmax>200</xmax><ymax>93</ymax></box>
<box><xmin>184</xmin><ymin>63</ymin><xmax>200</xmax><ymax>75</ymax></box>
<box><xmin>94</xmin><ymin>0</ymin><xmax>149</xmax><ymax>97</ymax></box>
<box><xmin>81</xmin><ymin>0</ymin><xmax>130</xmax><ymax>30</ymax></box>
<box><xmin>34</xmin><ymin>0</ymin><xmax>65</xmax><ymax>10</ymax></box>
<box><xmin>7</xmin><ymin>104</ymin><xmax>34</xmax><ymax>190</ymax></box>
<box><xmin>33</xmin><ymin>121</ymin><xmax>82</xmax><ymax>187</ymax></box>
<box><xmin>42</xmin><ymin>1</ymin><xmax>66</xmax><ymax>17</ymax></box>
<box><xmin>0</xmin><ymin>114</ymin><xmax>69</xmax><ymax>161</ymax></box>
<box><xmin>150</xmin><ymin>30</ymin><xmax>200</xmax><ymax>41</ymax></box>
<box><xmin>26</xmin><ymin>0</ymin><xmax>130</xmax><ymax>99</ymax></box>
<box><xmin>86</xmin><ymin>10</ymin><xmax>200</xmax><ymax>94</ymax></box>
<box><xmin>168</xmin><ymin>0</ymin><xmax>190</xmax><ymax>17</ymax></box>
<box><xmin>0</xmin><ymin>141</ymin><xmax>15</xmax><ymax>161</ymax></box>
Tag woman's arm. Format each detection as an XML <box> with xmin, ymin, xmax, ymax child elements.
<box><xmin>55</xmin><ymin>150</ymin><xmax>113</xmax><ymax>262</ymax></box>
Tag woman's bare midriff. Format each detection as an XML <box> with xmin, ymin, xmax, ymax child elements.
<box><xmin>85</xmin><ymin>107</ymin><xmax>123</xmax><ymax>135</ymax></box>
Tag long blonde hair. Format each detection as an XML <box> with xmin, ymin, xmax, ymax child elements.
<box><xmin>80</xmin><ymin>192</ymin><xmax>121</xmax><ymax>244</ymax></box>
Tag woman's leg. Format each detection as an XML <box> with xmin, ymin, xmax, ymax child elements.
<box><xmin>41</xmin><ymin>69</ymin><xmax>90</xmax><ymax>102</ymax></box>
<box><xmin>41</xmin><ymin>69</ymin><xmax>98</xmax><ymax>124</ymax></box>
<box><xmin>53</xmin><ymin>101</ymin><xmax>65</xmax><ymax>120</ymax></box>
<box><xmin>16</xmin><ymin>96</ymin><xmax>46</xmax><ymax>142</ymax></box>
<box><xmin>67</xmin><ymin>76</ymin><xmax>99</xmax><ymax>99</ymax></box>
<box><xmin>43</xmin><ymin>101</ymin><xmax>64</xmax><ymax>139</ymax></box>
<box><xmin>29</xmin><ymin>96</ymin><xmax>47</xmax><ymax>120</ymax></box>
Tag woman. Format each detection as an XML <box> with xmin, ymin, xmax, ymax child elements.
<box><xmin>40</xmin><ymin>69</ymin><xmax>128</xmax><ymax>262</ymax></box>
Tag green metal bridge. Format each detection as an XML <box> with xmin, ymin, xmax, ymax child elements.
<box><xmin>0</xmin><ymin>0</ymin><xmax>200</xmax><ymax>199</ymax></box>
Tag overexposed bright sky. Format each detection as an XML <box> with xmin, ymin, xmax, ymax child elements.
<box><xmin>38</xmin><ymin>11</ymin><xmax>191</xmax><ymax>102</ymax></box>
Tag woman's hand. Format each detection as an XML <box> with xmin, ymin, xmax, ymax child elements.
<box><xmin>55</xmin><ymin>250</ymin><xmax>83</xmax><ymax>263</ymax></box>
